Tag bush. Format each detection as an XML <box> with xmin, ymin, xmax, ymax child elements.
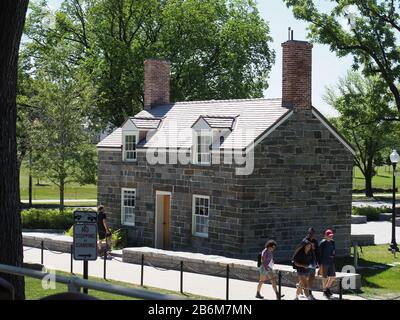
<box><xmin>22</xmin><ymin>209</ymin><xmax>74</xmax><ymax>230</ymax></box>
<box><xmin>352</xmin><ymin>206</ymin><xmax>390</xmax><ymax>221</ymax></box>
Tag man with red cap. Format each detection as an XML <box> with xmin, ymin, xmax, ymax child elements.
<box><xmin>319</xmin><ymin>229</ymin><xmax>336</xmax><ymax>299</ymax></box>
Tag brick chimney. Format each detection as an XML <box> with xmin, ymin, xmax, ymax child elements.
<box><xmin>282</xmin><ymin>40</ymin><xmax>313</xmax><ymax>110</ymax></box>
<box><xmin>144</xmin><ymin>59</ymin><xmax>170</xmax><ymax>110</ymax></box>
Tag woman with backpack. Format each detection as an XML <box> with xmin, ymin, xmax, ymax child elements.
<box><xmin>256</xmin><ymin>240</ymin><xmax>285</xmax><ymax>300</ymax></box>
<box><xmin>292</xmin><ymin>240</ymin><xmax>316</xmax><ymax>300</ymax></box>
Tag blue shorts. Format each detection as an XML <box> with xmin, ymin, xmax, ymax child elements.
<box><xmin>259</xmin><ymin>265</ymin><xmax>274</xmax><ymax>277</ymax></box>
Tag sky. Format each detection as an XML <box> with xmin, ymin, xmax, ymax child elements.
<box><xmin>46</xmin><ymin>0</ymin><xmax>353</xmax><ymax>116</ymax></box>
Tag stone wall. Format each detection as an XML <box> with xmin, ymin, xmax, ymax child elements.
<box><xmin>239</xmin><ymin>110</ymin><xmax>353</xmax><ymax>260</ymax></box>
<box><xmin>97</xmin><ymin>110</ymin><xmax>353</xmax><ymax>261</ymax></box>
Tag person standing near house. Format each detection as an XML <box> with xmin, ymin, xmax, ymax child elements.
<box><xmin>302</xmin><ymin>227</ymin><xmax>319</xmax><ymax>299</ymax></box>
<box><xmin>292</xmin><ymin>240</ymin><xmax>316</xmax><ymax>300</ymax></box>
<box><xmin>256</xmin><ymin>240</ymin><xmax>285</xmax><ymax>300</ymax></box>
<box><xmin>319</xmin><ymin>229</ymin><xmax>336</xmax><ymax>299</ymax></box>
<box><xmin>97</xmin><ymin>205</ymin><xmax>112</xmax><ymax>258</ymax></box>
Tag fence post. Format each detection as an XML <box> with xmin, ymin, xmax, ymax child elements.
<box><xmin>354</xmin><ymin>241</ymin><xmax>358</xmax><ymax>270</ymax></box>
<box><xmin>180</xmin><ymin>261</ymin><xmax>183</xmax><ymax>294</ymax></box>
<box><xmin>70</xmin><ymin>244</ymin><xmax>73</xmax><ymax>274</ymax></box>
<box><xmin>103</xmin><ymin>250</ymin><xmax>107</xmax><ymax>280</ymax></box>
<box><xmin>226</xmin><ymin>264</ymin><xmax>230</xmax><ymax>300</ymax></box>
<box><xmin>339</xmin><ymin>278</ymin><xmax>343</xmax><ymax>300</ymax></box>
<box><xmin>41</xmin><ymin>241</ymin><xmax>44</xmax><ymax>265</ymax></box>
<box><xmin>140</xmin><ymin>254</ymin><xmax>144</xmax><ymax>286</ymax></box>
<box><xmin>278</xmin><ymin>271</ymin><xmax>282</xmax><ymax>300</ymax></box>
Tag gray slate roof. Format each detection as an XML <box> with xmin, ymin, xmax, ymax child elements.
<box><xmin>130</xmin><ymin>117</ymin><xmax>162</xmax><ymax>129</ymax></box>
<box><xmin>200</xmin><ymin>116</ymin><xmax>236</xmax><ymax>130</ymax></box>
<box><xmin>97</xmin><ymin>98</ymin><xmax>291</xmax><ymax>150</ymax></box>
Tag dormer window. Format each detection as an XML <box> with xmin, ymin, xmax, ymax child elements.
<box><xmin>124</xmin><ymin>134</ymin><xmax>137</xmax><ymax>161</ymax></box>
<box><xmin>121</xmin><ymin>116</ymin><xmax>162</xmax><ymax>162</ymax></box>
<box><xmin>191</xmin><ymin>115</ymin><xmax>237</xmax><ymax>166</ymax></box>
<box><xmin>196</xmin><ymin>132</ymin><xmax>212</xmax><ymax>165</ymax></box>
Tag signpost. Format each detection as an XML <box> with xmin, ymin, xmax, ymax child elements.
<box><xmin>73</xmin><ymin>211</ymin><xmax>98</xmax><ymax>294</ymax></box>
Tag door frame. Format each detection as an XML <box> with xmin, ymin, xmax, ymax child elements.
<box><xmin>155</xmin><ymin>191</ymin><xmax>172</xmax><ymax>249</ymax></box>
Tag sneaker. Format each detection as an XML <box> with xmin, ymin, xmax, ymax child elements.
<box><xmin>326</xmin><ymin>288</ymin><xmax>333</xmax><ymax>296</ymax></box>
<box><xmin>255</xmin><ymin>292</ymin><xmax>264</xmax><ymax>299</ymax></box>
<box><xmin>323</xmin><ymin>291</ymin><xmax>331</xmax><ymax>299</ymax></box>
<box><xmin>307</xmin><ymin>295</ymin><xmax>317</xmax><ymax>300</ymax></box>
<box><xmin>293</xmin><ymin>296</ymin><xmax>299</xmax><ymax>300</ymax></box>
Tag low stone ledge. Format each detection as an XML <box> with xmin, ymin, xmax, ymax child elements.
<box><xmin>351</xmin><ymin>215</ymin><xmax>367</xmax><ymax>224</ymax></box>
<box><xmin>350</xmin><ymin>234</ymin><xmax>375</xmax><ymax>246</ymax></box>
<box><xmin>379</xmin><ymin>213</ymin><xmax>393</xmax><ymax>221</ymax></box>
<box><xmin>23</xmin><ymin>232</ymin><xmax>73</xmax><ymax>253</ymax></box>
<box><xmin>123</xmin><ymin>247</ymin><xmax>361</xmax><ymax>292</ymax></box>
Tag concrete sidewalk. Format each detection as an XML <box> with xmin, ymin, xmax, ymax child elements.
<box><xmin>23</xmin><ymin>247</ymin><xmax>365</xmax><ymax>300</ymax></box>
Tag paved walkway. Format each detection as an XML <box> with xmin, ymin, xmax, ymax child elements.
<box><xmin>23</xmin><ymin>247</ymin><xmax>364</xmax><ymax>300</ymax></box>
<box><xmin>352</xmin><ymin>221</ymin><xmax>400</xmax><ymax>245</ymax></box>
<box><xmin>21</xmin><ymin>199</ymin><xmax>96</xmax><ymax>203</ymax></box>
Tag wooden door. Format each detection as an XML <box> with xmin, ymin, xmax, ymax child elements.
<box><xmin>163</xmin><ymin>195</ymin><xmax>170</xmax><ymax>249</ymax></box>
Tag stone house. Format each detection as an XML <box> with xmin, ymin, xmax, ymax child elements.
<box><xmin>97</xmin><ymin>40</ymin><xmax>354</xmax><ymax>261</ymax></box>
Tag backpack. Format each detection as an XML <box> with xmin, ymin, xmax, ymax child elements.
<box><xmin>257</xmin><ymin>253</ymin><xmax>262</xmax><ymax>267</ymax></box>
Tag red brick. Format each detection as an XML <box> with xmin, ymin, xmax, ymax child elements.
<box><xmin>144</xmin><ymin>59</ymin><xmax>170</xmax><ymax>109</ymax></box>
<box><xmin>282</xmin><ymin>40</ymin><xmax>313</xmax><ymax>110</ymax></box>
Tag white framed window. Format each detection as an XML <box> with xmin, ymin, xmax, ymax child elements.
<box><xmin>121</xmin><ymin>188</ymin><xmax>136</xmax><ymax>226</ymax></box>
<box><xmin>192</xmin><ymin>195</ymin><xmax>210</xmax><ymax>238</ymax></box>
<box><xmin>123</xmin><ymin>134</ymin><xmax>137</xmax><ymax>161</ymax></box>
<box><xmin>195</xmin><ymin>133</ymin><xmax>212</xmax><ymax>165</ymax></box>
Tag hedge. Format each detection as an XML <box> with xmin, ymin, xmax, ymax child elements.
<box><xmin>22</xmin><ymin>208</ymin><xmax>74</xmax><ymax>230</ymax></box>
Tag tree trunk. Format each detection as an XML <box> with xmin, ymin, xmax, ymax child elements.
<box><xmin>365</xmin><ymin>174</ymin><xmax>374</xmax><ymax>198</ymax></box>
<box><xmin>28</xmin><ymin>150</ymin><xmax>32</xmax><ymax>207</ymax></box>
<box><xmin>365</xmin><ymin>160</ymin><xmax>374</xmax><ymax>198</ymax></box>
<box><xmin>60</xmin><ymin>179</ymin><xmax>65</xmax><ymax>213</ymax></box>
<box><xmin>0</xmin><ymin>0</ymin><xmax>29</xmax><ymax>300</ymax></box>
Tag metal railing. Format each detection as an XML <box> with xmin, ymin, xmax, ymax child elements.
<box><xmin>0</xmin><ymin>263</ymin><xmax>186</xmax><ymax>300</ymax></box>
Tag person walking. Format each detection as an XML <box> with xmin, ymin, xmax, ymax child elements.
<box><xmin>292</xmin><ymin>240</ymin><xmax>316</xmax><ymax>300</ymax></box>
<box><xmin>319</xmin><ymin>229</ymin><xmax>336</xmax><ymax>299</ymax></box>
<box><xmin>256</xmin><ymin>240</ymin><xmax>285</xmax><ymax>300</ymax></box>
<box><xmin>97</xmin><ymin>205</ymin><xmax>112</xmax><ymax>259</ymax></box>
<box><xmin>302</xmin><ymin>227</ymin><xmax>319</xmax><ymax>299</ymax></box>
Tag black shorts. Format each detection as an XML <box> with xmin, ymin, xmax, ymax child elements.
<box><xmin>321</xmin><ymin>264</ymin><xmax>336</xmax><ymax>278</ymax></box>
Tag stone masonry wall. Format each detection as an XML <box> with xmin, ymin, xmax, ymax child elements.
<box><xmin>238</xmin><ymin>110</ymin><xmax>353</xmax><ymax>261</ymax></box>
<box><xmin>98</xmin><ymin>149</ymin><xmax>246</xmax><ymax>257</ymax></box>
<box><xmin>97</xmin><ymin>110</ymin><xmax>353</xmax><ymax>261</ymax></box>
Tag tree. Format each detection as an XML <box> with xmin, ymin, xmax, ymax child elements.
<box><xmin>27</xmin><ymin>68</ymin><xmax>97</xmax><ymax>212</ymax></box>
<box><xmin>283</xmin><ymin>0</ymin><xmax>400</xmax><ymax>120</ymax></box>
<box><xmin>325</xmin><ymin>71</ymin><xmax>399</xmax><ymax>197</ymax></box>
<box><xmin>24</xmin><ymin>0</ymin><xmax>275</xmax><ymax>127</ymax></box>
<box><xmin>0</xmin><ymin>0</ymin><xmax>29</xmax><ymax>300</ymax></box>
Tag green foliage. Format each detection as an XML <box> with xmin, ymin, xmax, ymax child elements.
<box><xmin>326</xmin><ymin>71</ymin><xmax>400</xmax><ymax>196</ymax></box>
<box><xmin>283</xmin><ymin>0</ymin><xmax>400</xmax><ymax>118</ymax></box>
<box><xmin>23</xmin><ymin>0</ymin><xmax>275</xmax><ymax>127</ymax></box>
<box><xmin>110</xmin><ymin>228</ymin><xmax>128</xmax><ymax>250</ymax></box>
<box><xmin>22</xmin><ymin>208</ymin><xmax>74</xmax><ymax>230</ymax></box>
<box><xmin>352</xmin><ymin>206</ymin><xmax>390</xmax><ymax>221</ymax></box>
<box><xmin>65</xmin><ymin>226</ymin><xmax>128</xmax><ymax>250</ymax></box>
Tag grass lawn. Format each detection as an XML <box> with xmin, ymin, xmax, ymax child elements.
<box><xmin>20</xmin><ymin>161</ymin><xmax>97</xmax><ymax>201</ymax></box>
<box><xmin>25</xmin><ymin>270</ymin><xmax>210</xmax><ymax>300</ymax></box>
<box><xmin>336</xmin><ymin>245</ymin><xmax>400</xmax><ymax>300</ymax></box>
<box><xmin>353</xmin><ymin>166</ymin><xmax>397</xmax><ymax>191</ymax></box>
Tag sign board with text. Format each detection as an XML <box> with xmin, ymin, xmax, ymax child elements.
<box><xmin>73</xmin><ymin>223</ymin><xmax>98</xmax><ymax>261</ymax></box>
<box><xmin>73</xmin><ymin>211</ymin><xmax>97</xmax><ymax>224</ymax></box>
